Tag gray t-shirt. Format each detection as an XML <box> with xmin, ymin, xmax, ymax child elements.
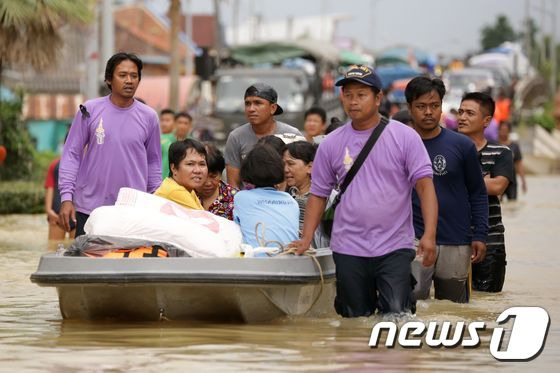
<box><xmin>224</xmin><ymin>121</ymin><xmax>302</xmax><ymax>168</ymax></box>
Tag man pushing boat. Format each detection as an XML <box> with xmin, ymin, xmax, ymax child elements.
<box><xmin>290</xmin><ymin>65</ymin><xmax>438</xmax><ymax>317</ymax></box>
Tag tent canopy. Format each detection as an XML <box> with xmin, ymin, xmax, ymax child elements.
<box><xmin>229</xmin><ymin>39</ymin><xmax>340</xmax><ymax>65</ymax></box>
<box><xmin>376</xmin><ymin>47</ymin><xmax>437</xmax><ymax>68</ymax></box>
<box><xmin>339</xmin><ymin>50</ymin><xmax>374</xmax><ymax>66</ymax></box>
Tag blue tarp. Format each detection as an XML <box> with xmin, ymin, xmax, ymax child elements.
<box><xmin>375</xmin><ymin>64</ymin><xmax>422</xmax><ymax>90</ymax></box>
<box><xmin>486</xmin><ymin>46</ymin><xmax>511</xmax><ymax>54</ymax></box>
<box><xmin>376</xmin><ymin>47</ymin><xmax>437</xmax><ymax>69</ymax></box>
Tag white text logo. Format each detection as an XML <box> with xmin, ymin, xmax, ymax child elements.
<box><xmin>369</xmin><ymin>306</ymin><xmax>549</xmax><ymax>361</ymax></box>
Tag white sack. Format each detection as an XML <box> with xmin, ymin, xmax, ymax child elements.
<box><xmin>84</xmin><ymin>188</ymin><xmax>242</xmax><ymax>257</ymax></box>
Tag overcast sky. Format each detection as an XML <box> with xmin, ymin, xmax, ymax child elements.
<box><xmin>150</xmin><ymin>0</ymin><xmax>560</xmax><ymax>57</ymax></box>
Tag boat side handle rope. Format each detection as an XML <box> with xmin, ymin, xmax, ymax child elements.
<box><xmin>253</xmin><ymin>222</ymin><xmax>325</xmax><ymax>313</ymax></box>
<box><xmin>280</xmin><ymin>247</ymin><xmax>325</xmax><ymax>313</ymax></box>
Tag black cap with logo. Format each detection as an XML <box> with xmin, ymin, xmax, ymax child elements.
<box><xmin>244</xmin><ymin>83</ymin><xmax>284</xmax><ymax>115</ymax></box>
<box><xmin>335</xmin><ymin>65</ymin><xmax>383</xmax><ymax>91</ymax></box>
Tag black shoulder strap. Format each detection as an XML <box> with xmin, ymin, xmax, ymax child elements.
<box><xmin>336</xmin><ymin>116</ymin><xmax>388</xmax><ymax>200</ymax></box>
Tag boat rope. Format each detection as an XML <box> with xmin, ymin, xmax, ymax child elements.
<box><xmin>280</xmin><ymin>246</ymin><xmax>325</xmax><ymax>313</ymax></box>
<box><xmin>254</xmin><ymin>222</ymin><xmax>284</xmax><ymax>254</ymax></box>
<box><xmin>159</xmin><ymin>307</ymin><xmax>170</xmax><ymax>321</ymax></box>
<box><xmin>253</xmin><ymin>222</ymin><xmax>325</xmax><ymax>313</ymax></box>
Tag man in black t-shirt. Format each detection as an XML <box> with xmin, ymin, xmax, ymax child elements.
<box><xmin>498</xmin><ymin>121</ymin><xmax>527</xmax><ymax>200</ymax></box>
<box><xmin>458</xmin><ymin>92</ymin><xmax>514</xmax><ymax>292</ymax></box>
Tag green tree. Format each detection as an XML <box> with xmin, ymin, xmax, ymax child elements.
<box><xmin>0</xmin><ymin>95</ymin><xmax>35</xmax><ymax>180</ymax></box>
<box><xmin>0</xmin><ymin>0</ymin><xmax>90</xmax><ymax>72</ymax></box>
<box><xmin>480</xmin><ymin>15</ymin><xmax>518</xmax><ymax>51</ymax></box>
<box><xmin>520</xmin><ymin>17</ymin><xmax>540</xmax><ymax>65</ymax></box>
<box><xmin>0</xmin><ymin>0</ymin><xmax>90</xmax><ymax>179</ymax></box>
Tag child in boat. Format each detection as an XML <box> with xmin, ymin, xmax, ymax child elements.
<box><xmin>233</xmin><ymin>144</ymin><xmax>299</xmax><ymax>249</ymax></box>
<box><xmin>155</xmin><ymin>139</ymin><xmax>208</xmax><ymax>210</ymax></box>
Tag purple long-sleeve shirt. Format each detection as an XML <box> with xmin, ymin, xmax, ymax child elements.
<box><xmin>311</xmin><ymin>119</ymin><xmax>433</xmax><ymax>257</ymax></box>
<box><xmin>59</xmin><ymin>96</ymin><xmax>162</xmax><ymax>214</ymax></box>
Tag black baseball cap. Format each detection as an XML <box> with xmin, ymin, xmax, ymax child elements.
<box><xmin>244</xmin><ymin>83</ymin><xmax>284</xmax><ymax>115</ymax></box>
<box><xmin>335</xmin><ymin>64</ymin><xmax>383</xmax><ymax>91</ymax></box>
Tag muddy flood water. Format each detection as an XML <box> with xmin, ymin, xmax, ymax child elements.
<box><xmin>1</xmin><ymin>175</ymin><xmax>559</xmax><ymax>372</ymax></box>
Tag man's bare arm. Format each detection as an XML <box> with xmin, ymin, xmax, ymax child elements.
<box><xmin>415</xmin><ymin>177</ymin><xmax>438</xmax><ymax>267</ymax></box>
<box><xmin>484</xmin><ymin>175</ymin><xmax>509</xmax><ymax>196</ymax></box>
<box><xmin>226</xmin><ymin>165</ymin><xmax>241</xmax><ymax>189</ymax></box>
<box><xmin>289</xmin><ymin>194</ymin><xmax>327</xmax><ymax>255</ymax></box>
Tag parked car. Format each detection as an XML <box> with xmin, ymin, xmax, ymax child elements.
<box><xmin>442</xmin><ymin>68</ymin><xmax>497</xmax><ymax>114</ymax></box>
<box><xmin>443</xmin><ymin>68</ymin><xmax>496</xmax><ymax>95</ymax></box>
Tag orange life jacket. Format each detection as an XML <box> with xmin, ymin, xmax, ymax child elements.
<box><xmin>103</xmin><ymin>246</ymin><xmax>168</xmax><ymax>258</ymax></box>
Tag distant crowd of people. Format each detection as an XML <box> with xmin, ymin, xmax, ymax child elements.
<box><xmin>46</xmin><ymin>52</ymin><xmax>525</xmax><ymax>318</ymax></box>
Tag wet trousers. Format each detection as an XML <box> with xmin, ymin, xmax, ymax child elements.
<box><xmin>472</xmin><ymin>244</ymin><xmax>506</xmax><ymax>292</ymax></box>
<box><xmin>411</xmin><ymin>244</ymin><xmax>472</xmax><ymax>303</ymax></box>
<box><xmin>332</xmin><ymin>249</ymin><xmax>416</xmax><ymax>317</ymax></box>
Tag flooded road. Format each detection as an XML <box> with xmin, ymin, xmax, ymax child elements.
<box><xmin>1</xmin><ymin>175</ymin><xmax>559</xmax><ymax>371</ymax></box>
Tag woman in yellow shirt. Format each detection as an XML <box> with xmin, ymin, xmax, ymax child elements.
<box><xmin>155</xmin><ymin>139</ymin><xmax>208</xmax><ymax>210</ymax></box>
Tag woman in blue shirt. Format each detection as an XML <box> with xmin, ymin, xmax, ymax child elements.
<box><xmin>233</xmin><ymin>144</ymin><xmax>299</xmax><ymax>248</ymax></box>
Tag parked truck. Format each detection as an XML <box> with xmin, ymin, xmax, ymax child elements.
<box><xmin>211</xmin><ymin>40</ymin><xmax>345</xmax><ymax>140</ymax></box>
<box><xmin>214</xmin><ymin>67</ymin><xmax>342</xmax><ymax>135</ymax></box>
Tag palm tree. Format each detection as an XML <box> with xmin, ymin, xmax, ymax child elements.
<box><xmin>0</xmin><ymin>0</ymin><xmax>91</xmax><ymax>141</ymax></box>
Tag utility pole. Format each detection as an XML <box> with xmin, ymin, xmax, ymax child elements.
<box><xmin>213</xmin><ymin>0</ymin><xmax>223</xmax><ymax>58</ymax></box>
<box><xmin>255</xmin><ymin>13</ymin><xmax>262</xmax><ymax>42</ymax></box>
<box><xmin>232</xmin><ymin>0</ymin><xmax>239</xmax><ymax>45</ymax></box>
<box><xmin>541</xmin><ymin>0</ymin><xmax>546</xmax><ymax>66</ymax></box>
<box><xmin>287</xmin><ymin>16</ymin><xmax>293</xmax><ymax>40</ymax></box>
<box><xmin>532</xmin><ymin>0</ymin><xmax>558</xmax><ymax>97</ymax></box>
<box><xmin>101</xmin><ymin>0</ymin><xmax>114</xmax><ymax>66</ymax></box>
<box><xmin>369</xmin><ymin>0</ymin><xmax>377</xmax><ymax>51</ymax></box>
<box><xmin>85</xmin><ymin>3</ymin><xmax>100</xmax><ymax>100</ymax></box>
<box><xmin>551</xmin><ymin>0</ymin><xmax>557</xmax><ymax>97</ymax></box>
<box><xmin>184</xmin><ymin>0</ymin><xmax>194</xmax><ymax>76</ymax></box>
<box><xmin>169</xmin><ymin>0</ymin><xmax>181</xmax><ymax>111</ymax></box>
<box><xmin>249</xmin><ymin>0</ymin><xmax>255</xmax><ymax>43</ymax></box>
<box><xmin>525</xmin><ymin>0</ymin><xmax>532</xmax><ymax>68</ymax></box>
<box><xmin>320</xmin><ymin>0</ymin><xmax>326</xmax><ymax>41</ymax></box>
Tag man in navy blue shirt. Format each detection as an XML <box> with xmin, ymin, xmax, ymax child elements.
<box><xmin>406</xmin><ymin>77</ymin><xmax>489</xmax><ymax>303</ymax></box>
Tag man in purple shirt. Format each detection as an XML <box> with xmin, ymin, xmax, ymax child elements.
<box><xmin>290</xmin><ymin>65</ymin><xmax>438</xmax><ymax>317</ymax></box>
<box><xmin>58</xmin><ymin>52</ymin><xmax>162</xmax><ymax>236</ymax></box>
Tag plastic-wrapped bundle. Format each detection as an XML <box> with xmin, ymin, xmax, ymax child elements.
<box><xmin>64</xmin><ymin>235</ymin><xmax>188</xmax><ymax>257</ymax></box>
<box><xmin>84</xmin><ymin>188</ymin><xmax>243</xmax><ymax>258</ymax></box>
